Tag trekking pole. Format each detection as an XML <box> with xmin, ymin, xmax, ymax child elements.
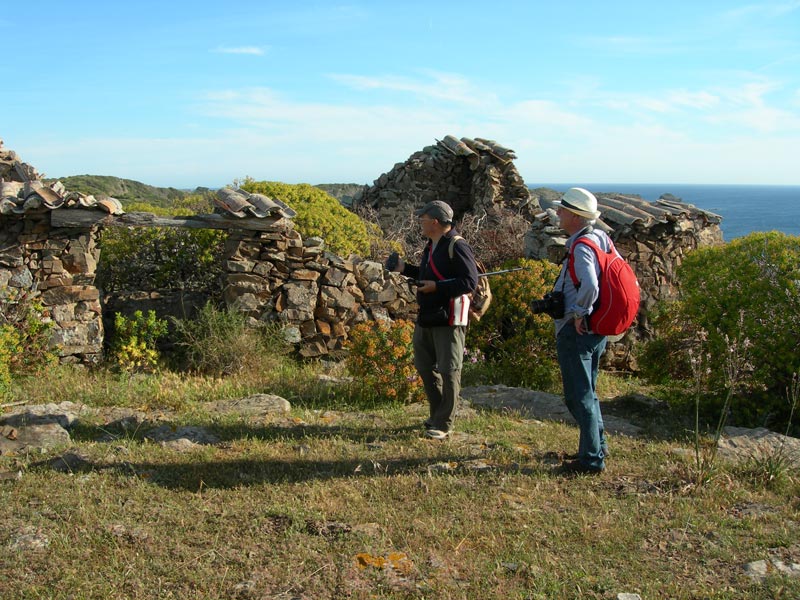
<box><xmin>480</xmin><ymin>266</ymin><xmax>525</xmax><ymax>278</ymax></box>
<box><xmin>423</xmin><ymin>267</ymin><xmax>527</xmax><ymax>285</ymax></box>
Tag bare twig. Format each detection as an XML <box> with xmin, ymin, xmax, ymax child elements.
<box><xmin>274</xmin><ymin>564</ymin><xmax>332</xmax><ymax>598</ymax></box>
<box><xmin>454</xmin><ymin>528</ymin><xmax>474</xmax><ymax>553</ymax></box>
<box><xmin>1</xmin><ymin>401</ymin><xmax>26</xmax><ymax>410</ymax></box>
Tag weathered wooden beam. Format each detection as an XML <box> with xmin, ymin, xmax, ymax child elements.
<box><xmin>50</xmin><ymin>209</ymin><xmax>284</xmax><ymax>231</ymax></box>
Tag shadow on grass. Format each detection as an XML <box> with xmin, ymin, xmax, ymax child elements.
<box><xmin>40</xmin><ymin>418</ymin><xmax>557</xmax><ymax>490</ymax></box>
<box><xmin>68</xmin><ymin>420</ymin><xmax>430</xmax><ymax>446</ymax></box>
<box><xmin>123</xmin><ymin>454</ymin><xmax>474</xmax><ymax>490</ymax></box>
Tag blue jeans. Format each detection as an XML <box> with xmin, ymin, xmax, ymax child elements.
<box><xmin>556</xmin><ymin>325</ymin><xmax>608</xmax><ymax>470</ymax></box>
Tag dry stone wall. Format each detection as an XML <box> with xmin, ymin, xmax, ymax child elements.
<box><xmin>0</xmin><ymin>212</ymin><xmax>104</xmax><ymax>364</ymax></box>
<box><xmin>1</xmin><ymin>209</ymin><xmax>419</xmax><ymax>364</ymax></box>
<box><xmin>1</xmin><ymin>138</ymin><xmax>420</xmax><ymax>363</ymax></box>
<box><xmin>353</xmin><ymin>136</ymin><xmax>532</xmax><ymax>229</ymax></box>
<box><xmin>221</xmin><ymin>222</ymin><xmax>418</xmax><ymax>357</ymax></box>
<box><xmin>1</xmin><ymin>140</ymin><xmax>111</xmax><ymax>365</ymax></box>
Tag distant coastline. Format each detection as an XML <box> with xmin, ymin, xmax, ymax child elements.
<box><xmin>532</xmin><ymin>183</ymin><xmax>800</xmax><ymax>241</ymax></box>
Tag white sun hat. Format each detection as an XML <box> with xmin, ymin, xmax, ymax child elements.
<box><xmin>552</xmin><ymin>187</ymin><xmax>602</xmax><ymax>220</ymax></box>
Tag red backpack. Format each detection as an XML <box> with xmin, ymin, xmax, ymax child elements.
<box><xmin>568</xmin><ymin>237</ymin><xmax>640</xmax><ymax>336</ymax></box>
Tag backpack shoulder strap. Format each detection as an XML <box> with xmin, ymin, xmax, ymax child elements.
<box><xmin>568</xmin><ymin>236</ymin><xmax>612</xmax><ymax>285</ymax></box>
<box><xmin>448</xmin><ymin>235</ymin><xmax>464</xmax><ymax>259</ymax></box>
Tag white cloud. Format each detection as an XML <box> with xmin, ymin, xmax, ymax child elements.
<box><xmin>723</xmin><ymin>1</ymin><xmax>800</xmax><ymax>20</ymax></box>
<box><xmin>591</xmin><ymin>78</ymin><xmax>800</xmax><ymax>136</ymax></box>
<box><xmin>700</xmin><ymin>80</ymin><xmax>800</xmax><ymax>132</ymax></box>
<box><xmin>727</xmin><ymin>80</ymin><xmax>780</xmax><ymax>106</ymax></box>
<box><xmin>328</xmin><ymin>71</ymin><xmax>496</xmax><ymax>107</ymax></box>
<box><xmin>17</xmin><ymin>68</ymin><xmax>800</xmax><ymax>187</ymax></box>
<box><xmin>212</xmin><ymin>46</ymin><xmax>266</xmax><ymax>55</ymax></box>
<box><xmin>706</xmin><ymin>105</ymin><xmax>800</xmax><ymax>133</ymax></box>
<box><xmin>665</xmin><ymin>90</ymin><xmax>720</xmax><ymax>110</ymax></box>
<box><xmin>503</xmin><ymin>100</ymin><xmax>595</xmax><ymax>130</ymax></box>
<box><xmin>578</xmin><ymin>35</ymin><xmax>684</xmax><ymax>55</ymax></box>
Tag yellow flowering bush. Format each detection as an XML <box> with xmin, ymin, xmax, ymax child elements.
<box><xmin>345</xmin><ymin>319</ymin><xmax>424</xmax><ymax>403</ymax></box>
<box><xmin>110</xmin><ymin>310</ymin><xmax>168</xmax><ymax>373</ymax></box>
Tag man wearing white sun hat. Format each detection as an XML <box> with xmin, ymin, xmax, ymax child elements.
<box><xmin>550</xmin><ymin>187</ymin><xmax>612</xmax><ymax>475</ymax></box>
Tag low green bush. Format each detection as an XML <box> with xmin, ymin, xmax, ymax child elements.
<box><xmin>0</xmin><ymin>289</ymin><xmax>57</xmax><ymax>396</ymax></box>
<box><xmin>639</xmin><ymin>232</ymin><xmax>800</xmax><ymax>429</ymax></box>
<box><xmin>636</xmin><ymin>300</ymin><xmax>699</xmax><ymax>385</ymax></box>
<box><xmin>465</xmin><ymin>258</ymin><xmax>562</xmax><ymax>391</ymax></box>
<box><xmin>96</xmin><ymin>200</ymin><xmax>225</xmax><ymax>293</ymax></box>
<box><xmin>109</xmin><ymin>310</ymin><xmax>168</xmax><ymax>373</ymax></box>
<box><xmin>240</xmin><ymin>180</ymin><xmax>380</xmax><ymax>257</ymax></box>
<box><xmin>171</xmin><ymin>301</ymin><xmax>290</xmax><ymax>377</ymax></box>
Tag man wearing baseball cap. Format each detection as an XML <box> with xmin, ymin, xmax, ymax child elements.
<box><xmin>387</xmin><ymin>200</ymin><xmax>479</xmax><ymax>439</ymax></box>
<box><xmin>550</xmin><ymin>188</ymin><xmax>612</xmax><ymax>474</ymax></box>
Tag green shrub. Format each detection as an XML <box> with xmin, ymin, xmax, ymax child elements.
<box><xmin>171</xmin><ymin>302</ymin><xmax>290</xmax><ymax>377</ymax></box>
<box><xmin>465</xmin><ymin>258</ymin><xmax>562</xmax><ymax>391</ymax></box>
<box><xmin>0</xmin><ymin>289</ymin><xmax>57</xmax><ymax>396</ymax></box>
<box><xmin>0</xmin><ymin>325</ymin><xmax>17</xmax><ymax>397</ymax></box>
<box><xmin>345</xmin><ymin>319</ymin><xmax>424</xmax><ymax>404</ymax></box>
<box><xmin>109</xmin><ymin>310</ymin><xmax>168</xmax><ymax>373</ymax></box>
<box><xmin>640</xmin><ymin>232</ymin><xmax>800</xmax><ymax>429</ymax></box>
<box><xmin>636</xmin><ymin>300</ymin><xmax>701</xmax><ymax>385</ymax></box>
<box><xmin>97</xmin><ymin>229</ymin><xmax>224</xmax><ymax>294</ymax></box>
<box><xmin>96</xmin><ymin>200</ymin><xmax>225</xmax><ymax>293</ymax></box>
<box><xmin>240</xmin><ymin>180</ymin><xmax>379</xmax><ymax>257</ymax></box>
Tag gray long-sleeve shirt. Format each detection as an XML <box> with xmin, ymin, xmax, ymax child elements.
<box><xmin>553</xmin><ymin>226</ymin><xmax>612</xmax><ymax>335</ymax></box>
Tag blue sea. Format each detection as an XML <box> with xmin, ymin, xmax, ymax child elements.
<box><xmin>532</xmin><ymin>184</ymin><xmax>800</xmax><ymax>241</ymax></box>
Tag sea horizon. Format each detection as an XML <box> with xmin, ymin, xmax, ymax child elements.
<box><xmin>529</xmin><ymin>182</ymin><xmax>800</xmax><ymax>241</ymax></box>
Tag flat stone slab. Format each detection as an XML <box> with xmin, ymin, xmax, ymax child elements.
<box><xmin>0</xmin><ymin>401</ymin><xmax>87</xmax><ymax>429</ymax></box>
<box><xmin>144</xmin><ymin>425</ymin><xmax>220</xmax><ymax>446</ymax></box>
<box><xmin>718</xmin><ymin>426</ymin><xmax>800</xmax><ymax>467</ymax></box>
<box><xmin>0</xmin><ymin>422</ymin><xmax>71</xmax><ymax>454</ymax></box>
<box><xmin>462</xmin><ymin>384</ymin><xmax>643</xmax><ymax>437</ymax></box>
<box><xmin>203</xmin><ymin>394</ymin><xmax>291</xmax><ymax>417</ymax></box>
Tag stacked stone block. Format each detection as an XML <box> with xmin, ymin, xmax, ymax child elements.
<box><xmin>0</xmin><ymin>213</ymin><xmax>103</xmax><ymax>364</ymax></box>
<box><xmin>353</xmin><ymin>136</ymin><xmax>532</xmax><ymax>230</ymax></box>
<box><xmin>221</xmin><ymin>222</ymin><xmax>418</xmax><ymax>358</ymax></box>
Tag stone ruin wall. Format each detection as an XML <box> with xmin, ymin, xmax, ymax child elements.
<box><xmin>1</xmin><ymin>142</ymin><xmax>105</xmax><ymax>364</ymax></box>
<box><xmin>0</xmin><ymin>213</ymin><xmax>418</xmax><ymax>364</ymax></box>
<box><xmin>0</xmin><ymin>213</ymin><xmax>104</xmax><ymax>364</ymax></box>
<box><xmin>353</xmin><ymin>136</ymin><xmax>532</xmax><ymax>229</ymax></box>
<box><xmin>221</xmin><ymin>224</ymin><xmax>417</xmax><ymax>357</ymax></box>
<box><xmin>2</xmin><ymin>202</ymin><xmax>722</xmax><ymax>369</ymax></box>
<box><xmin>1</xmin><ymin>138</ymin><xmax>419</xmax><ymax>363</ymax></box>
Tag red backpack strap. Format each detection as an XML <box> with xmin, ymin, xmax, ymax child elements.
<box><xmin>568</xmin><ymin>237</ymin><xmax>613</xmax><ymax>285</ymax></box>
<box><xmin>427</xmin><ymin>242</ymin><xmax>446</xmax><ymax>281</ymax></box>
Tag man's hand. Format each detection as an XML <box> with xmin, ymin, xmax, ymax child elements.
<box><xmin>386</xmin><ymin>252</ymin><xmax>405</xmax><ymax>273</ymax></box>
<box><xmin>416</xmin><ymin>280</ymin><xmax>437</xmax><ymax>294</ymax></box>
<box><xmin>574</xmin><ymin>315</ymin><xmax>587</xmax><ymax>335</ymax></box>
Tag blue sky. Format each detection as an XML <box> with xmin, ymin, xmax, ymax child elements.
<box><xmin>2</xmin><ymin>1</ymin><xmax>799</xmax><ymax>187</ymax></box>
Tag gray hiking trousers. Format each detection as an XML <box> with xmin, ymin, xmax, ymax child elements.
<box><xmin>413</xmin><ymin>324</ymin><xmax>466</xmax><ymax>432</ymax></box>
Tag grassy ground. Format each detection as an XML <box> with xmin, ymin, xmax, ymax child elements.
<box><xmin>2</xmin><ymin>366</ymin><xmax>799</xmax><ymax>599</ymax></box>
